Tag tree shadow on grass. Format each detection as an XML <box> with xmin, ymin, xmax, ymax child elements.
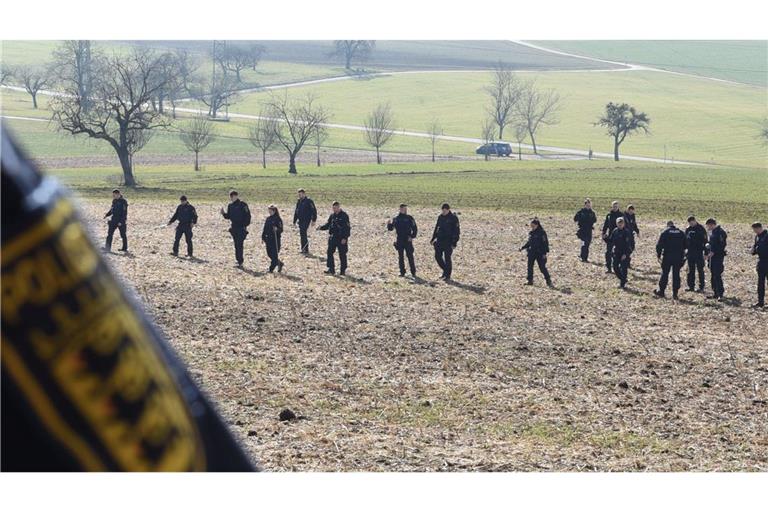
<box><xmin>445</xmin><ymin>279</ymin><xmax>487</xmax><ymax>295</ymax></box>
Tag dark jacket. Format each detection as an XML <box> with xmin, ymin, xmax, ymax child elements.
<box><xmin>388</xmin><ymin>213</ymin><xmax>418</xmax><ymax>241</ymax></box>
<box><xmin>431</xmin><ymin>212</ymin><xmax>460</xmax><ymax>246</ymax></box>
<box><xmin>623</xmin><ymin>211</ymin><xmax>640</xmax><ymax>235</ymax></box>
<box><xmin>610</xmin><ymin>226</ymin><xmax>634</xmax><ymax>256</ymax></box>
<box><xmin>105</xmin><ymin>196</ymin><xmax>128</xmax><ymax>224</ymax></box>
<box><xmin>521</xmin><ymin>226</ymin><xmax>550</xmax><ymax>256</ymax></box>
<box><xmin>319</xmin><ymin>210</ymin><xmax>351</xmax><ymax>239</ymax></box>
<box><xmin>707</xmin><ymin>225</ymin><xmax>727</xmax><ymax>257</ymax></box>
<box><xmin>169</xmin><ymin>203</ymin><xmax>198</xmax><ymax>228</ymax></box>
<box><xmin>656</xmin><ymin>225</ymin><xmax>686</xmax><ymax>262</ymax></box>
<box><xmin>574</xmin><ymin>207</ymin><xmax>597</xmax><ymax>235</ymax></box>
<box><xmin>602</xmin><ymin>209</ymin><xmax>623</xmax><ymax>239</ymax></box>
<box><xmin>293</xmin><ymin>197</ymin><xmax>317</xmax><ymax>225</ymax></box>
<box><xmin>222</xmin><ymin>199</ymin><xmax>251</xmax><ymax>229</ymax></box>
<box><xmin>752</xmin><ymin>230</ymin><xmax>768</xmax><ymax>260</ymax></box>
<box><xmin>685</xmin><ymin>223</ymin><xmax>708</xmax><ymax>254</ymax></box>
<box><xmin>262</xmin><ymin>214</ymin><xmax>283</xmax><ymax>244</ymax></box>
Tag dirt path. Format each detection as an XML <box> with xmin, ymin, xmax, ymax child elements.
<box><xmin>78</xmin><ymin>199</ymin><xmax>768</xmax><ymax>471</ymax></box>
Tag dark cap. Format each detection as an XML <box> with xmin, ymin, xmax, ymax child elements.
<box><xmin>229</xmin><ymin>190</ymin><xmax>238</xmax><ymax>197</ymax></box>
<box><xmin>666</xmin><ymin>220</ymin><xmax>674</xmax><ymax>227</ymax></box>
<box><xmin>752</xmin><ymin>222</ymin><xmax>763</xmax><ymax>229</ymax></box>
<box><xmin>180</xmin><ymin>195</ymin><xmax>188</xmax><ymax>202</ymax></box>
<box><xmin>332</xmin><ymin>201</ymin><xmax>340</xmax><ymax>207</ymax></box>
<box><xmin>441</xmin><ymin>203</ymin><xmax>450</xmax><ymax>210</ymax></box>
<box><xmin>687</xmin><ymin>216</ymin><xmax>696</xmax><ymax>222</ymax></box>
<box><xmin>705</xmin><ymin>218</ymin><xmax>717</xmax><ymax>225</ymax></box>
<box><xmin>399</xmin><ymin>203</ymin><xmax>407</xmax><ymax>208</ymax></box>
<box><xmin>112</xmin><ymin>189</ymin><xmax>121</xmax><ymax>194</ymax></box>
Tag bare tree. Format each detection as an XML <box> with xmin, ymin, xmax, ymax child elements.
<box><xmin>52</xmin><ymin>40</ymin><xmax>96</xmax><ymax>112</ymax></box>
<box><xmin>215</xmin><ymin>44</ymin><xmax>263</xmax><ymax>82</ymax></box>
<box><xmin>516</xmin><ymin>80</ymin><xmax>561</xmax><ymax>154</ymax></box>
<box><xmin>247</xmin><ymin>112</ymin><xmax>279</xmax><ymax>169</ymax></box>
<box><xmin>313</xmin><ymin>124</ymin><xmax>329</xmax><ymax>167</ymax></box>
<box><xmin>266</xmin><ymin>93</ymin><xmax>330</xmax><ymax>174</ymax></box>
<box><xmin>0</xmin><ymin>65</ymin><xmax>13</xmax><ymax>85</ymax></box>
<box><xmin>426</xmin><ymin>119</ymin><xmax>443</xmax><ymax>162</ymax></box>
<box><xmin>513</xmin><ymin>123</ymin><xmax>527</xmax><ymax>160</ymax></box>
<box><xmin>332</xmin><ymin>40</ymin><xmax>376</xmax><ymax>71</ymax></box>
<box><xmin>364</xmin><ymin>103</ymin><xmax>395</xmax><ymax>164</ymax></box>
<box><xmin>188</xmin><ymin>71</ymin><xmax>239</xmax><ymax>119</ymax></box>
<box><xmin>179</xmin><ymin>116</ymin><xmax>216</xmax><ymax>171</ymax></box>
<box><xmin>166</xmin><ymin>50</ymin><xmax>197</xmax><ymax>118</ymax></box>
<box><xmin>16</xmin><ymin>65</ymin><xmax>52</xmax><ymax>109</ymax></box>
<box><xmin>50</xmin><ymin>49</ymin><xmax>173</xmax><ymax>187</ymax></box>
<box><xmin>480</xmin><ymin>119</ymin><xmax>495</xmax><ymax>161</ymax></box>
<box><xmin>595</xmin><ymin>102</ymin><xmax>651</xmax><ymax>161</ymax></box>
<box><xmin>761</xmin><ymin>118</ymin><xmax>768</xmax><ymax>144</ymax></box>
<box><xmin>486</xmin><ymin>62</ymin><xmax>522</xmax><ymax>140</ymax></box>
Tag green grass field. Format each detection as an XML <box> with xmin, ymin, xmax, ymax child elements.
<box><xmin>48</xmin><ymin>160</ymin><xmax>766</xmax><ymax>223</ymax></box>
<box><xmin>531</xmin><ymin>40</ymin><xmax>768</xmax><ymax>87</ymax></box>
<box><xmin>1</xmin><ymin>40</ymin><xmax>346</xmax><ymax>88</ymax></box>
<box><xmin>231</xmin><ymin>69</ymin><xmax>768</xmax><ymax>169</ymax></box>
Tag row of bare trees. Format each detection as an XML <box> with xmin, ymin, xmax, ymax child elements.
<box><xmin>484</xmin><ymin>63</ymin><xmax>561</xmax><ymax>155</ymax></box>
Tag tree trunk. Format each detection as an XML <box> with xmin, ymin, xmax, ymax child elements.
<box><xmin>518</xmin><ymin>143</ymin><xmax>522</xmax><ymax>160</ymax></box>
<box><xmin>498</xmin><ymin>124</ymin><xmax>504</xmax><ymax>140</ymax></box>
<box><xmin>316</xmin><ymin>146</ymin><xmax>321</xmax><ymax>167</ymax></box>
<box><xmin>289</xmin><ymin>152</ymin><xmax>297</xmax><ymax>174</ymax></box>
<box><xmin>529</xmin><ymin>129</ymin><xmax>538</xmax><ymax>155</ymax></box>
<box><xmin>484</xmin><ymin>152</ymin><xmax>489</xmax><ymax>162</ymax></box>
<box><xmin>117</xmin><ymin>147</ymin><xmax>136</xmax><ymax>187</ymax></box>
<box><xmin>431</xmin><ymin>143</ymin><xmax>436</xmax><ymax>162</ymax></box>
<box><xmin>31</xmin><ymin>92</ymin><xmax>38</xmax><ymax>109</ymax></box>
<box><xmin>194</xmin><ymin>151</ymin><xmax>200</xmax><ymax>171</ymax></box>
<box><xmin>614</xmin><ymin>135</ymin><xmax>620</xmax><ymax>161</ymax></box>
<box><xmin>262</xmin><ymin>149</ymin><xmax>267</xmax><ymax>169</ymax></box>
<box><xmin>345</xmin><ymin>53</ymin><xmax>352</xmax><ymax>70</ymax></box>
<box><xmin>376</xmin><ymin>146</ymin><xmax>381</xmax><ymax>164</ymax></box>
<box><xmin>158</xmin><ymin>93</ymin><xmax>165</xmax><ymax>114</ymax></box>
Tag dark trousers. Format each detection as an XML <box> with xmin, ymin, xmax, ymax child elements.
<box><xmin>604</xmin><ymin>239</ymin><xmax>614</xmax><ymax>270</ymax></box>
<box><xmin>266</xmin><ymin>240</ymin><xmax>282</xmax><ymax>271</ymax></box>
<box><xmin>395</xmin><ymin>240</ymin><xmax>416</xmax><ymax>275</ymax></box>
<box><xmin>173</xmin><ymin>225</ymin><xmax>193</xmax><ymax>256</ymax></box>
<box><xmin>230</xmin><ymin>227</ymin><xmax>247</xmax><ymax>265</ymax></box>
<box><xmin>612</xmin><ymin>253</ymin><xmax>629</xmax><ymax>285</ymax></box>
<box><xmin>527</xmin><ymin>253</ymin><xmax>551</xmax><ymax>283</ymax></box>
<box><xmin>710</xmin><ymin>254</ymin><xmax>725</xmax><ymax>298</ymax></box>
<box><xmin>757</xmin><ymin>259</ymin><xmax>767</xmax><ymax>305</ymax></box>
<box><xmin>686</xmin><ymin>252</ymin><xmax>705</xmax><ymax>290</ymax></box>
<box><xmin>327</xmin><ymin>237</ymin><xmax>348</xmax><ymax>273</ymax></box>
<box><xmin>298</xmin><ymin>219</ymin><xmax>311</xmax><ymax>253</ymax></box>
<box><xmin>659</xmin><ymin>258</ymin><xmax>683</xmax><ymax>294</ymax></box>
<box><xmin>434</xmin><ymin>241</ymin><xmax>454</xmax><ymax>279</ymax></box>
<box><xmin>106</xmin><ymin>221</ymin><xmax>127</xmax><ymax>250</ymax></box>
<box><xmin>578</xmin><ymin>231</ymin><xmax>592</xmax><ymax>261</ymax></box>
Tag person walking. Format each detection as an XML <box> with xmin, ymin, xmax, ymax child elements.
<box><xmin>262</xmin><ymin>205</ymin><xmax>284</xmax><ymax>273</ymax></box>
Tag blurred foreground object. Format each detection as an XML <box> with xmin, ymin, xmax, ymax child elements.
<box><xmin>1</xmin><ymin>132</ymin><xmax>255</xmax><ymax>471</ymax></box>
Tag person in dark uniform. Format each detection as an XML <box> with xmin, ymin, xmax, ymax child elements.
<box><xmin>601</xmin><ymin>200</ymin><xmax>623</xmax><ymax>273</ymax></box>
<box><xmin>293</xmin><ymin>188</ymin><xmax>317</xmax><ymax>254</ymax></box>
<box><xmin>387</xmin><ymin>203</ymin><xmax>418</xmax><ymax>277</ymax></box>
<box><xmin>520</xmin><ymin>218</ymin><xmax>553</xmax><ymax>287</ymax></box>
<box><xmin>751</xmin><ymin>222</ymin><xmax>768</xmax><ymax>308</ymax></box>
<box><xmin>624</xmin><ymin>205</ymin><xmax>640</xmax><ymax>238</ymax></box>
<box><xmin>685</xmin><ymin>216</ymin><xmax>708</xmax><ymax>292</ymax></box>
<box><xmin>704</xmin><ymin>218</ymin><xmax>727</xmax><ymax>301</ymax></box>
<box><xmin>167</xmin><ymin>195</ymin><xmax>198</xmax><ymax>258</ymax></box>
<box><xmin>431</xmin><ymin>203</ymin><xmax>460</xmax><ymax>281</ymax></box>
<box><xmin>610</xmin><ymin>217</ymin><xmax>633</xmax><ymax>288</ymax></box>
<box><xmin>104</xmin><ymin>189</ymin><xmax>128</xmax><ymax>252</ymax></box>
<box><xmin>220</xmin><ymin>190</ymin><xmax>251</xmax><ymax>267</ymax></box>
<box><xmin>262</xmin><ymin>205</ymin><xmax>284</xmax><ymax>273</ymax></box>
<box><xmin>653</xmin><ymin>220</ymin><xmax>686</xmax><ymax>299</ymax></box>
<box><xmin>318</xmin><ymin>201</ymin><xmax>351</xmax><ymax>275</ymax></box>
<box><xmin>573</xmin><ymin>198</ymin><xmax>597</xmax><ymax>262</ymax></box>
